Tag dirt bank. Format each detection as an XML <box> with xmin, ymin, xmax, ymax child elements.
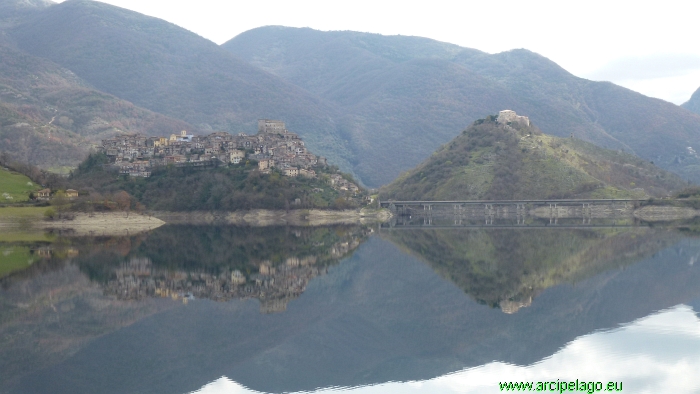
<box><xmin>633</xmin><ymin>206</ymin><xmax>700</xmax><ymax>222</ymax></box>
<box><xmin>152</xmin><ymin>208</ymin><xmax>392</xmax><ymax>226</ymax></box>
<box><xmin>39</xmin><ymin>212</ymin><xmax>165</xmax><ymax>236</ymax></box>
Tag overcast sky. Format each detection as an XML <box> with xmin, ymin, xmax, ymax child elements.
<box><xmin>54</xmin><ymin>0</ymin><xmax>700</xmax><ymax>105</ymax></box>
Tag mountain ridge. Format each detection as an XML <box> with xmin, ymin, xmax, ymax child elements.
<box><xmin>9</xmin><ymin>0</ymin><xmax>355</xmax><ymax>173</ymax></box>
<box><xmin>224</xmin><ymin>26</ymin><xmax>700</xmax><ymax>186</ymax></box>
<box><xmin>682</xmin><ymin>86</ymin><xmax>700</xmax><ymax>115</ymax></box>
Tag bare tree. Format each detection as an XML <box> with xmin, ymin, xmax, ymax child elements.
<box><xmin>114</xmin><ymin>191</ymin><xmax>132</xmax><ymax>217</ymax></box>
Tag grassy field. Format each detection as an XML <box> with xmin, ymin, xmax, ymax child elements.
<box><xmin>0</xmin><ymin>230</ymin><xmax>55</xmax><ymax>243</ymax></box>
<box><xmin>0</xmin><ymin>206</ymin><xmax>47</xmax><ymax>219</ymax></box>
<box><xmin>46</xmin><ymin>166</ymin><xmax>75</xmax><ymax>176</ymax></box>
<box><xmin>0</xmin><ymin>245</ymin><xmax>38</xmax><ymax>278</ymax></box>
<box><xmin>0</xmin><ymin>168</ymin><xmax>40</xmax><ymax>202</ymax></box>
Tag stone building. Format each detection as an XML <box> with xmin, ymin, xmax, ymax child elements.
<box><xmin>497</xmin><ymin>110</ymin><xmax>530</xmax><ymax>127</ymax></box>
<box><xmin>258</xmin><ymin>119</ymin><xmax>286</xmax><ymax>134</ymax></box>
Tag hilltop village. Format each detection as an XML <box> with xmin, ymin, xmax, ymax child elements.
<box><xmin>99</xmin><ymin>120</ymin><xmax>359</xmax><ymax>193</ymax></box>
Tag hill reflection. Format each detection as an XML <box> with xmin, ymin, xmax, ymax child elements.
<box><xmin>381</xmin><ymin>227</ymin><xmax>682</xmax><ymax>312</ymax></box>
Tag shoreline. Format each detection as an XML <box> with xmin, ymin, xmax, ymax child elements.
<box><xmin>0</xmin><ymin>208</ymin><xmax>393</xmax><ymax>235</ymax></box>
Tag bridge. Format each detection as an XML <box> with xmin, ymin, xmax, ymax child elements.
<box><xmin>380</xmin><ymin>198</ymin><xmax>645</xmax><ymax>209</ymax></box>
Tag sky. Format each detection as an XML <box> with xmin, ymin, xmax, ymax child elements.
<box><xmin>53</xmin><ymin>0</ymin><xmax>700</xmax><ymax>105</ymax></box>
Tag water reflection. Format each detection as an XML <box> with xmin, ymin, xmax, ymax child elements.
<box><xmin>88</xmin><ymin>226</ymin><xmax>370</xmax><ymax>312</ymax></box>
<box><xmin>380</xmin><ymin>227</ymin><xmax>682</xmax><ymax>312</ymax></box>
<box><xmin>192</xmin><ymin>304</ymin><xmax>700</xmax><ymax>394</ymax></box>
<box><xmin>2</xmin><ymin>225</ymin><xmax>700</xmax><ymax>393</ymax></box>
<box><xmin>0</xmin><ymin>225</ymin><xmax>370</xmax><ymax>392</ymax></box>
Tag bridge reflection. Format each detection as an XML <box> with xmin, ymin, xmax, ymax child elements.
<box><xmin>380</xmin><ymin>198</ymin><xmax>646</xmax><ymax>227</ymax></box>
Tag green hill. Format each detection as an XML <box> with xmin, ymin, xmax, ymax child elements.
<box><xmin>224</xmin><ymin>26</ymin><xmax>700</xmax><ymax>186</ymax></box>
<box><xmin>8</xmin><ymin>0</ymin><xmax>353</xmax><ymax>173</ymax></box>
<box><xmin>0</xmin><ymin>167</ymin><xmax>39</xmax><ymax>202</ymax></box>
<box><xmin>379</xmin><ymin>116</ymin><xmax>687</xmax><ymax>201</ymax></box>
<box><xmin>68</xmin><ymin>153</ymin><xmax>364</xmax><ymax>211</ymax></box>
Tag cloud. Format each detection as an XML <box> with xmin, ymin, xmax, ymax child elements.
<box><xmin>586</xmin><ymin>54</ymin><xmax>700</xmax><ymax>82</ymax></box>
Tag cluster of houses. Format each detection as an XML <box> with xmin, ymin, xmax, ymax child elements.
<box><xmin>35</xmin><ymin>188</ymin><xmax>78</xmax><ymax>201</ymax></box>
<box><xmin>100</xmin><ymin>120</ymin><xmax>328</xmax><ymax>179</ymax></box>
<box><xmin>102</xmin><ymin>236</ymin><xmax>364</xmax><ymax>313</ymax></box>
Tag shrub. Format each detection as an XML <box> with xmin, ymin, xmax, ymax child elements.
<box><xmin>44</xmin><ymin>208</ymin><xmax>56</xmax><ymax>220</ymax></box>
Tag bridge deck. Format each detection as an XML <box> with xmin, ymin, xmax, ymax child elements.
<box><xmin>380</xmin><ymin>198</ymin><xmax>646</xmax><ymax>206</ymax></box>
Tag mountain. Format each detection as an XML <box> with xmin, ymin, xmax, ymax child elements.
<box><xmin>0</xmin><ymin>41</ymin><xmax>192</xmax><ymax>169</ymax></box>
<box><xmin>8</xmin><ymin>0</ymin><xmax>353</xmax><ymax>172</ymax></box>
<box><xmin>0</xmin><ymin>0</ymin><xmax>53</xmax><ymax>30</ymax></box>
<box><xmin>379</xmin><ymin>116</ymin><xmax>687</xmax><ymax>200</ymax></box>
<box><xmin>224</xmin><ymin>26</ymin><xmax>700</xmax><ymax>186</ymax></box>
<box><xmin>682</xmin><ymin>86</ymin><xmax>700</xmax><ymax>115</ymax></box>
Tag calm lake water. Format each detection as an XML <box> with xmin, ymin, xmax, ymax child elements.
<box><xmin>2</xmin><ymin>224</ymin><xmax>700</xmax><ymax>393</ymax></box>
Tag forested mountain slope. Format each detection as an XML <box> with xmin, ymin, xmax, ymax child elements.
<box><xmin>0</xmin><ymin>0</ymin><xmax>52</xmax><ymax>30</ymax></box>
<box><xmin>0</xmin><ymin>42</ymin><xmax>191</xmax><ymax>169</ymax></box>
<box><xmin>225</xmin><ymin>26</ymin><xmax>700</xmax><ymax>186</ymax></box>
<box><xmin>9</xmin><ymin>0</ymin><xmax>353</xmax><ymax>172</ymax></box>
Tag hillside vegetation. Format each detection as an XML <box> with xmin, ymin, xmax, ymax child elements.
<box><xmin>380</xmin><ymin>117</ymin><xmax>687</xmax><ymax>201</ymax></box>
<box><xmin>0</xmin><ymin>167</ymin><xmax>38</xmax><ymax>202</ymax></box>
<box><xmin>225</xmin><ymin>27</ymin><xmax>700</xmax><ymax>186</ymax></box>
<box><xmin>68</xmin><ymin>153</ymin><xmax>364</xmax><ymax>211</ymax></box>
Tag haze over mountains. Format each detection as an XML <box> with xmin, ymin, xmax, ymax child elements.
<box><xmin>1</xmin><ymin>0</ymin><xmax>699</xmax><ymax>187</ymax></box>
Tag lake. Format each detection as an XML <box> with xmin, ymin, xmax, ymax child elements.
<box><xmin>1</xmin><ymin>223</ymin><xmax>700</xmax><ymax>393</ymax></box>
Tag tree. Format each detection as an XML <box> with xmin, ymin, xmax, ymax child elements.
<box><xmin>51</xmin><ymin>190</ymin><xmax>69</xmax><ymax>219</ymax></box>
<box><xmin>114</xmin><ymin>191</ymin><xmax>132</xmax><ymax>217</ymax></box>
<box><xmin>43</xmin><ymin>208</ymin><xmax>56</xmax><ymax>220</ymax></box>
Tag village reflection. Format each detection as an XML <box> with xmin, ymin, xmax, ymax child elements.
<box><xmin>68</xmin><ymin>225</ymin><xmax>369</xmax><ymax>312</ymax></box>
<box><xmin>107</xmin><ymin>253</ymin><xmax>343</xmax><ymax>313</ymax></box>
